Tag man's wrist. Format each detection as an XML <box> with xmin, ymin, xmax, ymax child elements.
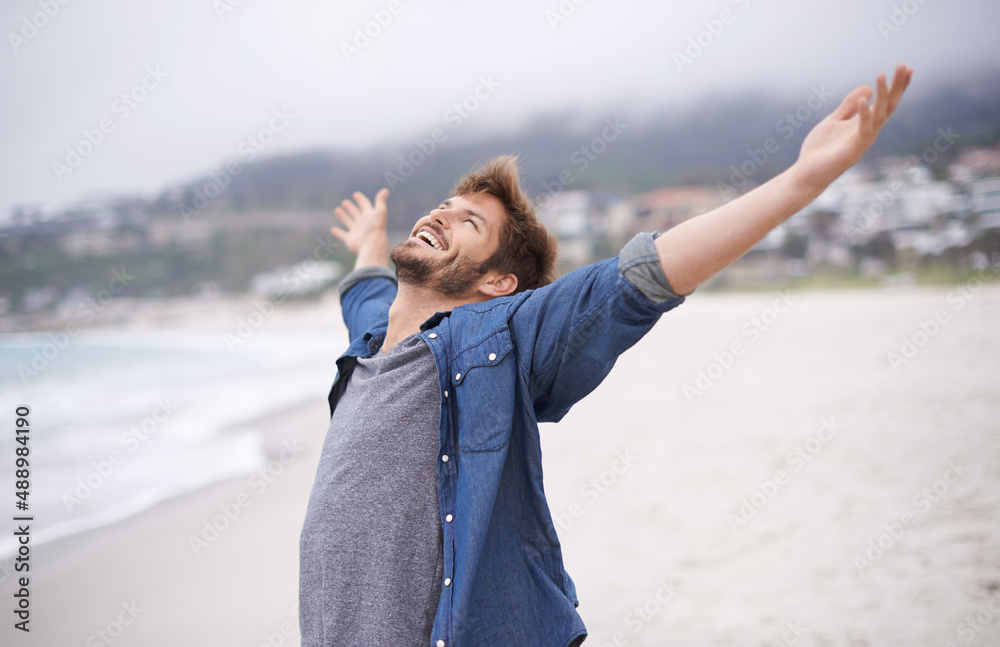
<box><xmin>779</xmin><ymin>164</ymin><xmax>828</xmax><ymax>213</ymax></box>
<box><xmin>354</xmin><ymin>233</ymin><xmax>390</xmax><ymax>270</ymax></box>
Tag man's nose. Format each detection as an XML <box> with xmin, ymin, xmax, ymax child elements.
<box><xmin>433</xmin><ymin>212</ymin><xmax>451</xmax><ymax>228</ymax></box>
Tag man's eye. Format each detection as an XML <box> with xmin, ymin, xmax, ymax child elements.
<box><xmin>466</xmin><ymin>219</ymin><xmax>478</xmax><ymax>230</ymax></box>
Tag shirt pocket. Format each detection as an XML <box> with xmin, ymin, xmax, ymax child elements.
<box><xmin>451</xmin><ymin>327</ymin><xmax>516</xmax><ymax>453</ymax></box>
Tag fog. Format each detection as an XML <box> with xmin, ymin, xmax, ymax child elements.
<box><xmin>2</xmin><ymin>0</ymin><xmax>998</xmax><ymax>217</ymax></box>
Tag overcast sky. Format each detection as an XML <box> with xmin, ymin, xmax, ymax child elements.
<box><xmin>2</xmin><ymin>0</ymin><xmax>998</xmax><ymax>219</ymax></box>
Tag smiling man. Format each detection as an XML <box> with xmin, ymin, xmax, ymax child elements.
<box><xmin>299</xmin><ymin>65</ymin><xmax>913</xmax><ymax>647</ymax></box>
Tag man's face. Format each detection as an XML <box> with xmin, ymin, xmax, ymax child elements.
<box><xmin>391</xmin><ymin>192</ymin><xmax>508</xmax><ymax>297</ymax></box>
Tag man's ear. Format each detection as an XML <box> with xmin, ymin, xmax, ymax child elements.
<box><xmin>477</xmin><ymin>271</ymin><xmax>518</xmax><ymax>298</ymax></box>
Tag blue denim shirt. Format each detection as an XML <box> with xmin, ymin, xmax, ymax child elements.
<box><xmin>326</xmin><ymin>232</ymin><xmax>685</xmax><ymax>647</ymax></box>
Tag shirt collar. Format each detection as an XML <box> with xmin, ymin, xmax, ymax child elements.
<box><xmin>419</xmin><ymin>311</ymin><xmax>452</xmax><ymax>331</ymax></box>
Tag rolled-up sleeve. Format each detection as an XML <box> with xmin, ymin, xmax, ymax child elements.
<box><xmin>337</xmin><ymin>264</ymin><xmax>398</xmax><ymax>298</ymax></box>
<box><xmin>507</xmin><ymin>234</ymin><xmax>686</xmax><ymax>423</ymax></box>
<box><xmin>337</xmin><ymin>265</ymin><xmax>398</xmax><ymax>343</ymax></box>
<box><xmin>617</xmin><ymin>231</ymin><xmax>687</xmax><ymax>304</ymax></box>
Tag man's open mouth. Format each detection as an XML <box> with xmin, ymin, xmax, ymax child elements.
<box><xmin>416</xmin><ymin>228</ymin><xmax>445</xmax><ymax>251</ymax></box>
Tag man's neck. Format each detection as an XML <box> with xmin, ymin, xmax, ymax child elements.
<box><xmin>382</xmin><ymin>282</ymin><xmax>478</xmax><ymax>354</ymax></box>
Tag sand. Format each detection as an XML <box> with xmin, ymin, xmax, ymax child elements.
<box><xmin>1</xmin><ymin>282</ymin><xmax>998</xmax><ymax>647</ymax></box>
<box><xmin>1</xmin><ymin>397</ymin><xmax>330</xmax><ymax>647</ymax></box>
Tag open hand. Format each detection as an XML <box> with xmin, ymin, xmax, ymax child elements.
<box><xmin>330</xmin><ymin>188</ymin><xmax>390</xmax><ymax>255</ymax></box>
<box><xmin>794</xmin><ymin>64</ymin><xmax>913</xmax><ymax>190</ymax></box>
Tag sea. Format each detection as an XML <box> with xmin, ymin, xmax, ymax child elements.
<box><xmin>0</xmin><ymin>328</ymin><xmax>337</xmax><ymax>558</ymax></box>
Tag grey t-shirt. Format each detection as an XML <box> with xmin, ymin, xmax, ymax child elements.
<box><xmin>299</xmin><ymin>332</ymin><xmax>443</xmax><ymax>647</ymax></box>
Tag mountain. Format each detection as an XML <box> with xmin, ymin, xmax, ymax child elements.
<box><xmin>154</xmin><ymin>71</ymin><xmax>1000</xmax><ymax>232</ymax></box>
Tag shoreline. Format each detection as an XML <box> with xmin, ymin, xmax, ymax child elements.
<box><xmin>1</xmin><ymin>395</ymin><xmax>331</xmax><ymax>647</ymax></box>
<box><xmin>0</xmin><ymin>290</ymin><xmax>344</xmax><ymax>335</ymax></box>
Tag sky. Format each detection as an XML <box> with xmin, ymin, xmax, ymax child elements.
<box><xmin>2</xmin><ymin>0</ymin><xmax>999</xmax><ymax>219</ymax></box>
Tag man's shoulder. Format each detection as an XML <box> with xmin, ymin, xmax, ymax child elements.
<box><xmin>452</xmin><ymin>255</ymin><xmax>622</xmax><ymax>321</ymax></box>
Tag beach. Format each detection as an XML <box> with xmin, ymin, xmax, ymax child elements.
<box><xmin>12</xmin><ymin>398</ymin><xmax>326</xmax><ymax>647</ymax></box>
<box><xmin>2</xmin><ymin>282</ymin><xmax>998</xmax><ymax>646</ymax></box>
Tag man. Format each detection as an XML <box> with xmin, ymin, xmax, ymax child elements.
<box><xmin>299</xmin><ymin>65</ymin><xmax>913</xmax><ymax>647</ymax></box>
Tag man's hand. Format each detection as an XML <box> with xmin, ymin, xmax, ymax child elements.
<box><xmin>792</xmin><ymin>64</ymin><xmax>913</xmax><ymax>191</ymax></box>
<box><xmin>655</xmin><ymin>65</ymin><xmax>914</xmax><ymax>297</ymax></box>
<box><xmin>331</xmin><ymin>188</ymin><xmax>391</xmax><ymax>270</ymax></box>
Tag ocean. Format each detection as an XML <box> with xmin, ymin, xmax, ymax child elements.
<box><xmin>0</xmin><ymin>328</ymin><xmax>337</xmax><ymax>558</ymax></box>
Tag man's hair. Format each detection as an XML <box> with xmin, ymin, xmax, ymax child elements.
<box><xmin>451</xmin><ymin>154</ymin><xmax>559</xmax><ymax>294</ymax></box>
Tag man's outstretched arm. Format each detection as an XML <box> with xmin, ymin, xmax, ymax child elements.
<box><xmin>329</xmin><ymin>187</ymin><xmax>397</xmax><ymax>341</ymax></box>
<box><xmin>655</xmin><ymin>65</ymin><xmax>914</xmax><ymax>296</ymax></box>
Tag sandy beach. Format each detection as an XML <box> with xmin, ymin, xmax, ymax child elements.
<box><xmin>3</xmin><ymin>397</ymin><xmax>329</xmax><ymax>647</ymax></box>
<box><xmin>2</xmin><ymin>282</ymin><xmax>998</xmax><ymax>647</ymax></box>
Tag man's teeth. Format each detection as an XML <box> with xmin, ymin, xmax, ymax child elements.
<box><xmin>417</xmin><ymin>231</ymin><xmax>443</xmax><ymax>250</ymax></box>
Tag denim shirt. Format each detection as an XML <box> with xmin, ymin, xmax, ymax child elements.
<box><xmin>326</xmin><ymin>232</ymin><xmax>685</xmax><ymax>647</ymax></box>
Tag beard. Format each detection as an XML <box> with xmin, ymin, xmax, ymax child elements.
<box><xmin>391</xmin><ymin>240</ymin><xmax>491</xmax><ymax>296</ymax></box>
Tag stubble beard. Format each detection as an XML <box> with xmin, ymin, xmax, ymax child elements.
<box><xmin>390</xmin><ymin>240</ymin><xmax>490</xmax><ymax>297</ymax></box>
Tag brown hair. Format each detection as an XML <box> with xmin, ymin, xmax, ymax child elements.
<box><xmin>451</xmin><ymin>154</ymin><xmax>559</xmax><ymax>294</ymax></box>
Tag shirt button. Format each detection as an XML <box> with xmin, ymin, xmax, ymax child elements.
<box><xmin>444</xmin><ymin>577</ymin><xmax>452</xmax><ymax>586</ymax></box>
<box><xmin>488</xmin><ymin>352</ymin><xmax>497</xmax><ymax>361</ymax></box>
<box><xmin>454</xmin><ymin>372</ymin><xmax>462</xmax><ymax>381</ymax></box>
<box><xmin>443</xmin><ymin>390</ymin><xmax>449</xmax><ymax>398</ymax></box>
<box><xmin>441</xmin><ymin>454</ymin><xmax>449</xmax><ymax>463</ymax></box>
<box><xmin>436</xmin><ymin>641</ymin><xmax>445</xmax><ymax>647</ymax></box>
<box><xmin>445</xmin><ymin>514</ymin><xmax>454</xmax><ymax>522</ymax></box>
<box><xmin>428</xmin><ymin>333</ymin><xmax>437</xmax><ymax>339</ymax></box>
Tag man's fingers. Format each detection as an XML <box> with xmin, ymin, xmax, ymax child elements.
<box><xmin>340</xmin><ymin>198</ymin><xmax>362</xmax><ymax>219</ymax></box>
<box><xmin>873</xmin><ymin>73</ymin><xmax>889</xmax><ymax>124</ymax></box>
<box><xmin>374</xmin><ymin>187</ymin><xmax>389</xmax><ymax>210</ymax></box>
<box><xmin>330</xmin><ymin>226</ymin><xmax>347</xmax><ymax>241</ymax></box>
<box><xmin>857</xmin><ymin>95</ymin><xmax>874</xmax><ymax>136</ymax></box>
<box><xmin>887</xmin><ymin>65</ymin><xmax>912</xmax><ymax>114</ymax></box>
<box><xmin>833</xmin><ymin>86</ymin><xmax>873</xmax><ymax>120</ymax></box>
<box><xmin>335</xmin><ymin>206</ymin><xmax>354</xmax><ymax>226</ymax></box>
<box><xmin>353</xmin><ymin>191</ymin><xmax>373</xmax><ymax>212</ymax></box>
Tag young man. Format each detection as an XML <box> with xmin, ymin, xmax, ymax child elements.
<box><xmin>299</xmin><ymin>65</ymin><xmax>913</xmax><ymax>647</ymax></box>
